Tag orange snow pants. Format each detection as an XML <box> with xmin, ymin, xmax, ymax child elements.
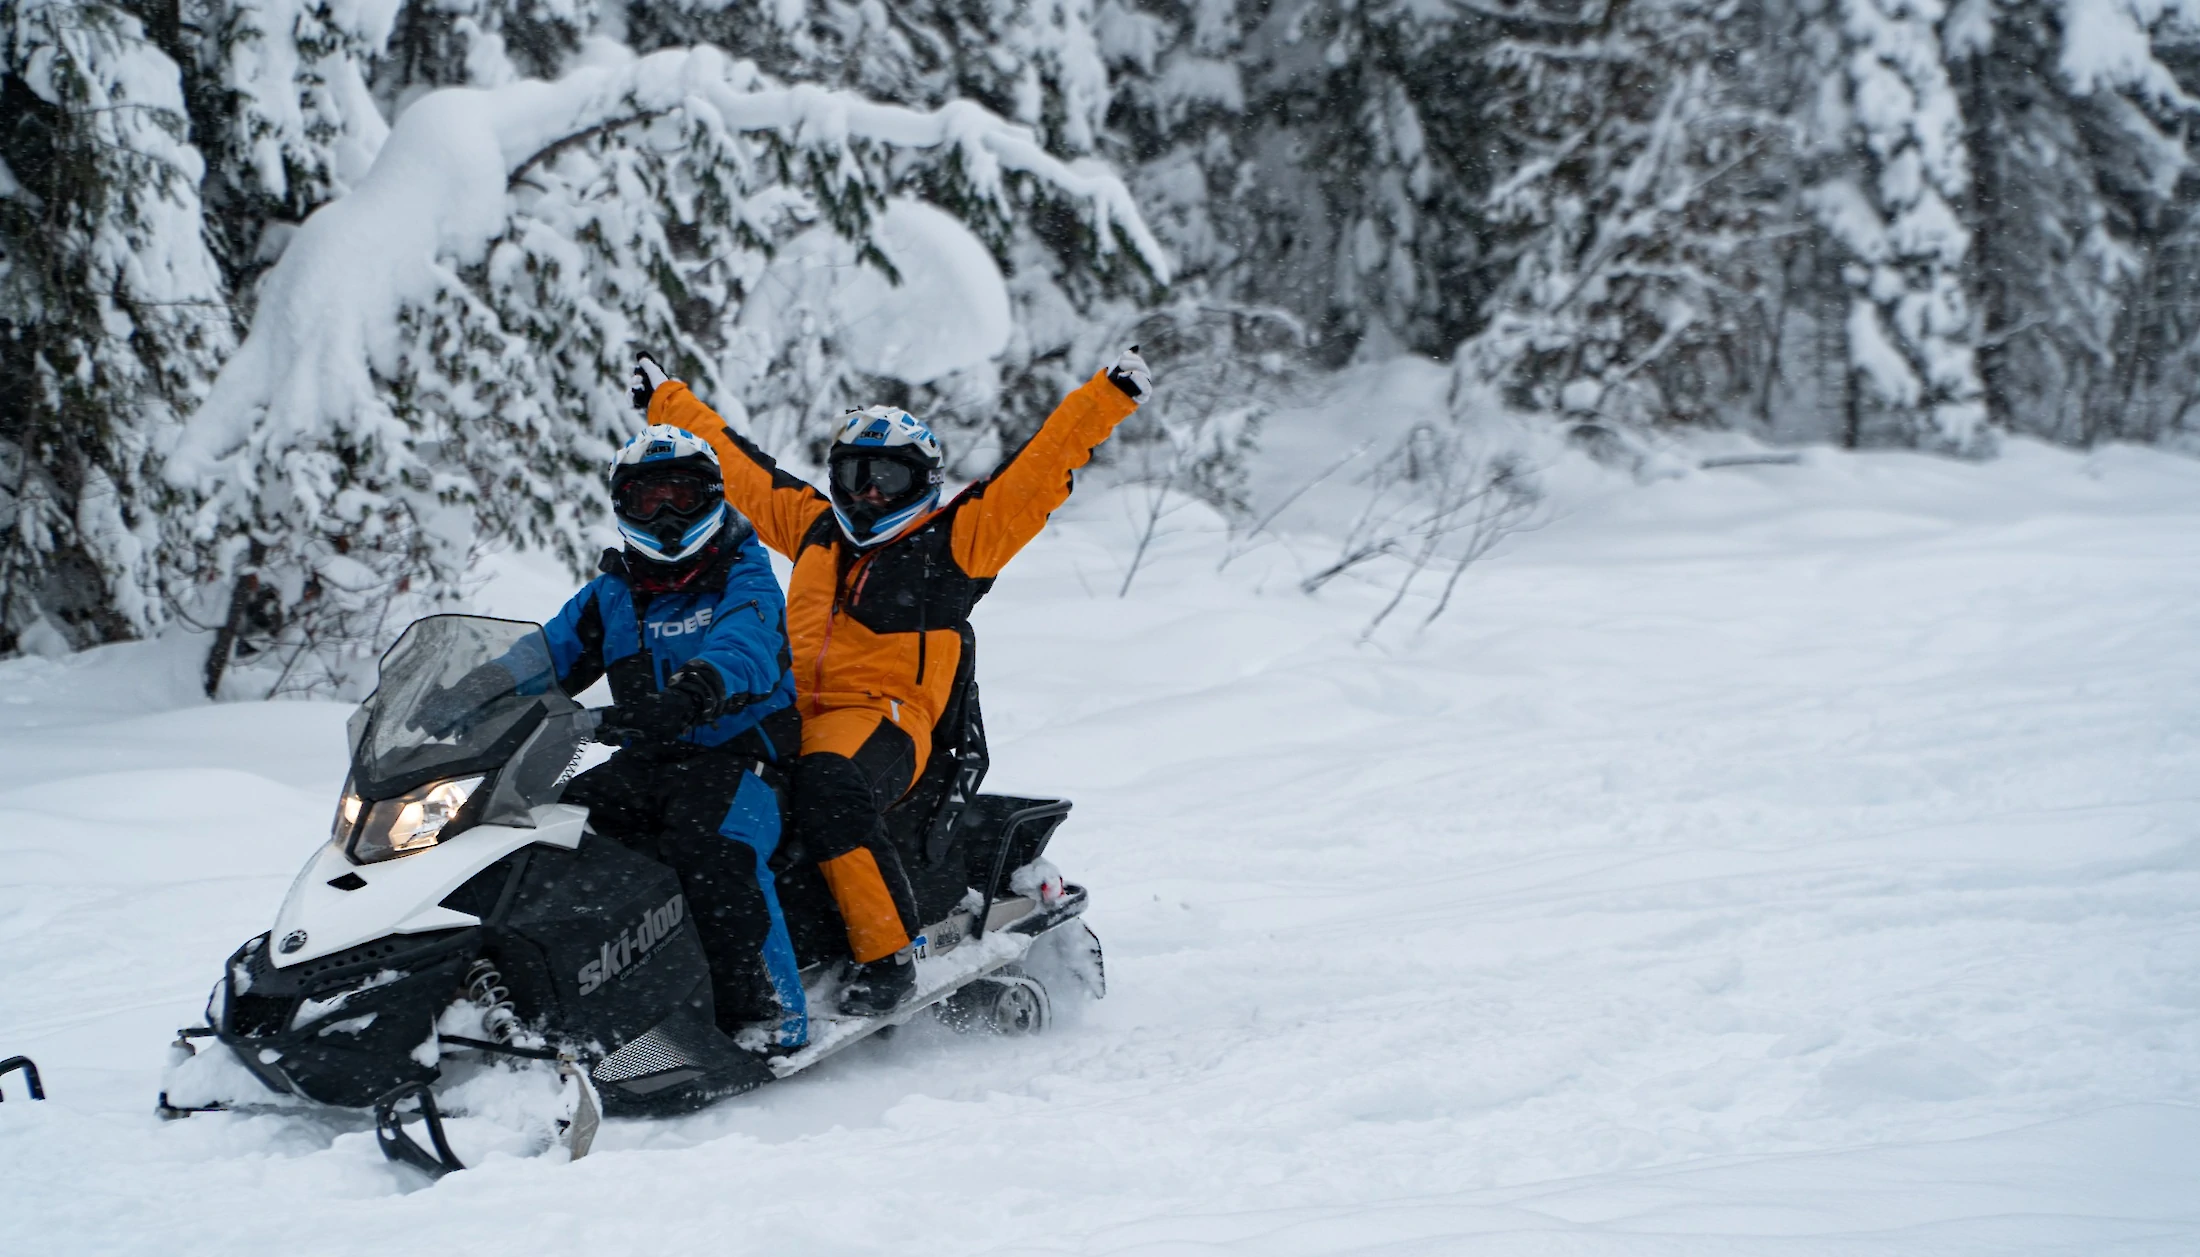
<box><xmin>793</xmin><ymin>709</ymin><xmax>927</xmax><ymax>963</ymax></box>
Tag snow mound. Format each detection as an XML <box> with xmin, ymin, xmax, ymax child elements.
<box><xmin>753</xmin><ymin>198</ymin><xmax>1015</xmax><ymax>385</ymax></box>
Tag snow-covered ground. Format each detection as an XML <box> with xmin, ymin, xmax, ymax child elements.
<box><xmin>4</xmin><ymin>431</ymin><xmax>2198</xmax><ymax>1253</ymax></box>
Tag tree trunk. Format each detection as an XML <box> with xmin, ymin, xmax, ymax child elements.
<box><xmin>202</xmin><ymin>574</ymin><xmax>258</xmax><ymax>699</ymax></box>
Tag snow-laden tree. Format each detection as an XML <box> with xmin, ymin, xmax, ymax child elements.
<box><xmin>1952</xmin><ymin>0</ymin><xmax>2200</xmax><ymax>444</ymax></box>
<box><xmin>1803</xmin><ymin>0</ymin><xmax>1988</xmax><ymax>452</ymax></box>
<box><xmin>378</xmin><ymin>0</ymin><xmax>599</xmax><ymax>108</ymax></box>
<box><xmin>1281</xmin><ymin>1</ymin><xmax>1487</xmax><ymax>357</ymax></box>
<box><xmin>2109</xmin><ymin>170</ymin><xmax>2200</xmax><ymax>445</ymax></box>
<box><xmin>168</xmin><ymin>47</ymin><xmax>1166</xmax><ymax>695</ymax></box>
<box><xmin>28</xmin><ymin>0</ymin><xmax>2200</xmax><ymax>681</ymax></box>
<box><xmin>631</xmin><ymin>0</ymin><xmax>1114</xmax><ymax>155</ymax></box>
<box><xmin>127</xmin><ymin>0</ymin><xmax>398</xmax><ymax>305</ymax></box>
<box><xmin>1102</xmin><ymin>0</ymin><xmax>1489</xmax><ymax>361</ymax></box>
<box><xmin>0</xmin><ymin>0</ymin><xmax>233</xmax><ymax>654</ymax></box>
<box><xmin>1454</xmin><ymin>0</ymin><xmax>1789</xmax><ymax>430</ymax></box>
<box><xmin>617</xmin><ymin>0</ymin><xmax>1144</xmax><ymax>471</ymax></box>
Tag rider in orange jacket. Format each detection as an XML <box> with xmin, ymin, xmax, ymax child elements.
<box><xmin>627</xmin><ymin>349</ymin><xmax>1153</xmax><ymax>1014</ymax></box>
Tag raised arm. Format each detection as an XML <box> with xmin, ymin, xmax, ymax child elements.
<box><xmin>650</xmin><ymin>382</ymin><xmax>829</xmax><ymax>559</ymax></box>
<box><xmin>950</xmin><ymin>357</ymin><xmax>1147</xmax><ymax>578</ymax></box>
<box><xmin>631</xmin><ymin>358</ymin><xmax>829</xmax><ymax>559</ymax></box>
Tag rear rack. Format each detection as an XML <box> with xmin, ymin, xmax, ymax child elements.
<box><xmin>971</xmin><ymin>799</ymin><xmax>1074</xmax><ymax>942</ymax></box>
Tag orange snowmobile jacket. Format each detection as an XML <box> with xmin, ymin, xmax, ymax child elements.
<box><xmin>647</xmin><ymin>370</ymin><xmax>1141</xmax><ymax>772</ymax></box>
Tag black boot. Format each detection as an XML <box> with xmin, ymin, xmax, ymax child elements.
<box><xmin>838</xmin><ymin>952</ymin><xmax>916</xmax><ymax>1017</ymax></box>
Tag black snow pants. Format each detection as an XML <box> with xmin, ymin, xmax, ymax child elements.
<box><xmin>560</xmin><ymin>745</ymin><xmax>807</xmax><ymax>1046</ymax></box>
<box><xmin>787</xmin><ymin>717</ymin><xmax>924</xmax><ymax>965</ymax></box>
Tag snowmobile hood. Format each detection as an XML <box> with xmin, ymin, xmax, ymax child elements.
<box><xmin>268</xmin><ymin>804</ymin><xmax>587</xmax><ymax>968</ymax></box>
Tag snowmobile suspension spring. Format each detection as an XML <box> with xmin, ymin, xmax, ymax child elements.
<box><xmin>465</xmin><ymin>959</ymin><xmax>519</xmax><ymax>1043</ymax></box>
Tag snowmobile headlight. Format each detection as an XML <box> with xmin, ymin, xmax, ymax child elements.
<box><xmin>348</xmin><ymin>775</ymin><xmax>485</xmax><ymax>864</ymax></box>
<box><xmin>331</xmin><ymin>791</ymin><xmax>364</xmax><ymax>843</ymax></box>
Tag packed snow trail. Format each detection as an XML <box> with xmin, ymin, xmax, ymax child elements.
<box><xmin>3</xmin><ymin>440</ymin><xmax>2198</xmax><ymax>1253</ymax></box>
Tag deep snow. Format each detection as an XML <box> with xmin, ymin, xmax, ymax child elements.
<box><xmin>3</xmin><ymin>427</ymin><xmax>2198</xmax><ymax>1254</ymax></box>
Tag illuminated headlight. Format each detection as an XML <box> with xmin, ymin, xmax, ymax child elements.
<box><xmin>346</xmin><ymin>776</ymin><xmax>485</xmax><ymax>864</ymax></box>
<box><xmin>331</xmin><ymin>791</ymin><xmax>364</xmax><ymax>843</ymax></box>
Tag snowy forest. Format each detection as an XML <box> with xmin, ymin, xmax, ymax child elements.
<box><xmin>6</xmin><ymin>2</ymin><xmax>2200</xmax><ymax>1240</ymax></box>
<box><xmin>6</xmin><ymin>0</ymin><xmax>2200</xmax><ymax>679</ymax></box>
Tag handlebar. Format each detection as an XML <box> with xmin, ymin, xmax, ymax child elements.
<box><xmin>580</xmin><ymin>707</ymin><xmax>628</xmax><ymax>747</ymax></box>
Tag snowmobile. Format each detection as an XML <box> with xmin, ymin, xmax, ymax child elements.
<box><xmin>158</xmin><ymin>614</ymin><xmax>1103</xmax><ymax>1178</ymax></box>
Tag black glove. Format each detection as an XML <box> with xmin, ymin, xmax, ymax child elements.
<box><xmin>629</xmin><ymin>353</ymin><xmax>673</xmax><ymax>413</ymax></box>
<box><xmin>1105</xmin><ymin>345</ymin><xmax>1153</xmax><ymax>403</ymax></box>
<box><xmin>766</xmin><ymin>834</ymin><xmax>808</xmax><ymax>875</ymax></box>
<box><xmin>407</xmin><ymin>665</ymin><xmax>511</xmax><ymax>737</ymax></box>
<box><xmin>599</xmin><ymin>663</ymin><xmax>722</xmax><ymax>745</ymax></box>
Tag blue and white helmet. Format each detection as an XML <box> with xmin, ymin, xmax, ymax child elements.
<box><xmin>609</xmin><ymin>425</ymin><xmax>740</xmax><ymax>565</ymax></box>
<box><xmin>827</xmin><ymin>405</ymin><xmax>945</xmax><ymax>547</ymax></box>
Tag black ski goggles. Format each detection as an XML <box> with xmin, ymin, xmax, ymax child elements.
<box><xmin>830</xmin><ymin>453</ymin><xmax>925</xmax><ymax>499</ymax></box>
<box><xmin>615</xmin><ymin>473</ymin><xmax>717</xmax><ymax>521</ymax></box>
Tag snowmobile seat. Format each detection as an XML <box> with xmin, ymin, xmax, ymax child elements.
<box><xmin>883</xmin><ymin>624</ymin><xmax>987</xmax><ymax>861</ymax></box>
<box><xmin>885</xmin><ymin>623</ymin><xmax>994</xmax><ymax>922</ymax></box>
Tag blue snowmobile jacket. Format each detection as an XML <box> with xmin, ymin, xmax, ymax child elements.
<box><xmin>541</xmin><ymin>531</ymin><xmax>798</xmax><ymax>759</ymax></box>
<box><xmin>541</xmin><ymin>531</ymin><xmax>809</xmax><ymax>1047</ymax></box>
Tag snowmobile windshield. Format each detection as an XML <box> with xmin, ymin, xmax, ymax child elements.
<box><xmin>356</xmin><ymin>615</ymin><xmax>558</xmax><ymax>798</ymax></box>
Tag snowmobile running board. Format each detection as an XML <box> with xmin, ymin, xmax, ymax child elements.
<box><xmin>764</xmin><ymin>882</ymin><xmax>1091</xmax><ymax>1080</ymax></box>
<box><xmin>0</xmin><ymin>1055</ymin><xmax>45</xmax><ymax>1101</ymax></box>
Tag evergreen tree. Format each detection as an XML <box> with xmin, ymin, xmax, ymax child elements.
<box><xmin>18</xmin><ymin>0</ymin><xmax>2200</xmax><ymax>676</ymax></box>
<box><xmin>379</xmin><ymin>0</ymin><xmax>596</xmax><ymax>107</ymax></box>
<box><xmin>1456</xmin><ymin>0</ymin><xmax>1788</xmax><ymax>429</ymax></box>
<box><xmin>1103</xmin><ymin>0</ymin><xmax>1490</xmax><ymax>362</ymax></box>
<box><xmin>629</xmin><ymin>0</ymin><xmax>1113</xmax><ymax>154</ymax></box>
<box><xmin>623</xmin><ymin>0</ymin><xmax>1157</xmax><ymax>472</ymax></box>
<box><xmin>0</xmin><ymin>0</ymin><xmax>232</xmax><ymax>653</ymax></box>
<box><xmin>169</xmin><ymin>49</ymin><xmax>1167</xmax><ymax>694</ymax></box>
<box><xmin>1954</xmin><ymin>0</ymin><xmax>2200</xmax><ymax>445</ymax></box>
<box><xmin>126</xmin><ymin>0</ymin><xmax>397</xmax><ymax>306</ymax></box>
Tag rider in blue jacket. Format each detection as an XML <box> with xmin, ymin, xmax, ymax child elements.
<box><xmin>546</xmin><ymin>425</ymin><xmax>808</xmax><ymax>1050</ymax></box>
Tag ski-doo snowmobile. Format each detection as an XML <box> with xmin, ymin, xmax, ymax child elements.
<box><xmin>159</xmin><ymin>614</ymin><xmax>1103</xmax><ymax>1177</ymax></box>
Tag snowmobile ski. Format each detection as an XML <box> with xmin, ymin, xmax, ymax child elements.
<box><xmin>0</xmin><ymin>1055</ymin><xmax>45</xmax><ymax>1101</ymax></box>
